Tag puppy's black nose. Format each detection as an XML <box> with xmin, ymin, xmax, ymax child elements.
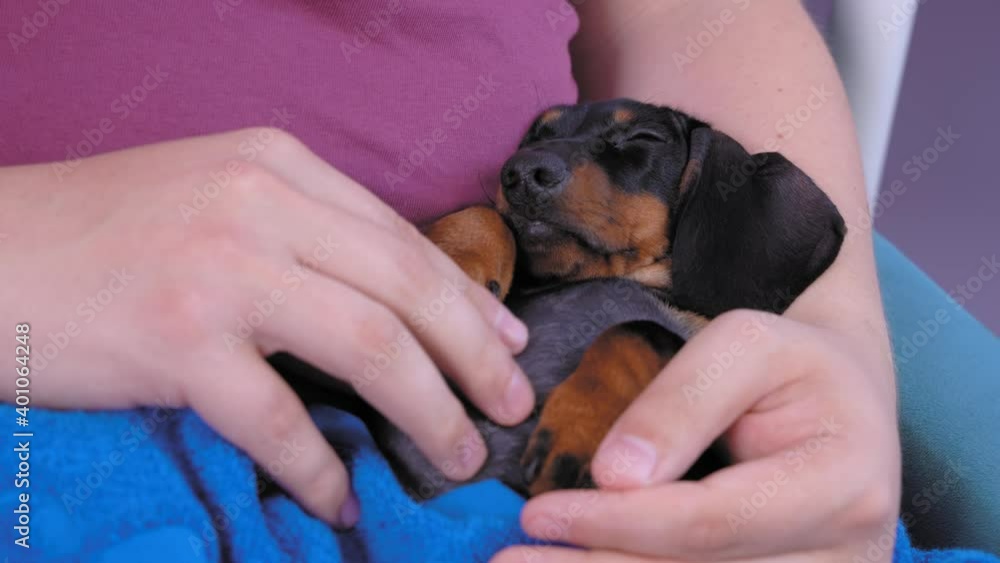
<box><xmin>500</xmin><ymin>151</ymin><xmax>568</xmax><ymax>203</ymax></box>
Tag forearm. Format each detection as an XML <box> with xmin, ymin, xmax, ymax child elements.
<box><xmin>573</xmin><ymin>0</ymin><xmax>892</xmax><ymax>387</ymax></box>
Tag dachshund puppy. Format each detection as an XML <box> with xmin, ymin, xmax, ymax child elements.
<box><xmin>282</xmin><ymin>99</ymin><xmax>845</xmax><ymax>499</ymax></box>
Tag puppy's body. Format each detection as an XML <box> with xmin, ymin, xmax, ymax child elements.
<box><xmin>285</xmin><ymin>99</ymin><xmax>845</xmax><ymax>498</ymax></box>
<box><xmin>282</xmin><ymin>279</ymin><xmax>713</xmax><ymax>498</ymax></box>
<box><xmin>378</xmin><ymin>279</ymin><xmax>699</xmax><ymax>498</ymax></box>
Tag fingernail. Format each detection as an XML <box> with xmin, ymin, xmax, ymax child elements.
<box><xmin>593</xmin><ymin>433</ymin><xmax>658</xmax><ymax>486</ymax></box>
<box><xmin>495</xmin><ymin>307</ymin><xmax>529</xmax><ymax>351</ymax></box>
<box><xmin>525</xmin><ymin>514</ymin><xmax>569</xmax><ymax>542</ymax></box>
<box><xmin>337</xmin><ymin>489</ymin><xmax>361</xmax><ymax>529</ymax></box>
<box><xmin>445</xmin><ymin>426</ymin><xmax>487</xmax><ymax>480</ymax></box>
<box><xmin>503</xmin><ymin>369</ymin><xmax>534</xmax><ymax>421</ymax></box>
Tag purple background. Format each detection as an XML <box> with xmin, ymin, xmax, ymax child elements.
<box><xmin>806</xmin><ymin>0</ymin><xmax>999</xmax><ymax>335</ymax></box>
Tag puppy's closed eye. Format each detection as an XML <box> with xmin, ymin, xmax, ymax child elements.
<box><xmin>625</xmin><ymin>130</ymin><xmax>668</xmax><ymax>144</ymax></box>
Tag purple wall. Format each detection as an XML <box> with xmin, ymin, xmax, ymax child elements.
<box><xmin>873</xmin><ymin>1</ymin><xmax>999</xmax><ymax>335</ymax></box>
<box><xmin>805</xmin><ymin>0</ymin><xmax>999</xmax><ymax>335</ymax></box>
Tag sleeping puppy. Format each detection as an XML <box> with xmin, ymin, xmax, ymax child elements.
<box><xmin>281</xmin><ymin>99</ymin><xmax>845</xmax><ymax>499</ymax></box>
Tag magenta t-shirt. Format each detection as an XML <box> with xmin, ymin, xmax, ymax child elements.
<box><xmin>1</xmin><ymin>1</ymin><xmax>579</xmax><ymax>224</ymax></box>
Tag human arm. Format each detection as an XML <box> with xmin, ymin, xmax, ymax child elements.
<box><xmin>495</xmin><ymin>2</ymin><xmax>900</xmax><ymax>561</ymax></box>
<box><xmin>0</xmin><ymin>129</ymin><xmax>535</xmax><ymax>527</ymax></box>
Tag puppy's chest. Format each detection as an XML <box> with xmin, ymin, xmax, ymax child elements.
<box><xmin>619</xmin><ymin>255</ymin><xmax>672</xmax><ymax>288</ymax></box>
<box><xmin>531</xmin><ymin>243</ymin><xmax>673</xmax><ymax>289</ymax></box>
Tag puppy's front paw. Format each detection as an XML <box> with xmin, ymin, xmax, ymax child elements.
<box><xmin>422</xmin><ymin>206</ymin><xmax>516</xmax><ymax>301</ymax></box>
<box><xmin>457</xmin><ymin>263</ymin><xmax>509</xmax><ymax>300</ymax></box>
<box><xmin>520</xmin><ymin>383</ymin><xmax>617</xmax><ymax>495</ymax></box>
<box><xmin>486</xmin><ymin>279</ymin><xmax>502</xmax><ymax>298</ymax></box>
<box><xmin>519</xmin><ymin>324</ymin><xmax>672</xmax><ymax>495</ymax></box>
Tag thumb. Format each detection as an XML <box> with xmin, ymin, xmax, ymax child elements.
<box><xmin>588</xmin><ymin>310</ymin><xmax>807</xmax><ymax>489</ymax></box>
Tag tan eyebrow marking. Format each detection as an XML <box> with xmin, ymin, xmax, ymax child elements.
<box><xmin>612</xmin><ymin>108</ymin><xmax>635</xmax><ymax>123</ymax></box>
<box><xmin>539</xmin><ymin>108</ymin><xmax>564</xmax><ymax>124</ymax></box>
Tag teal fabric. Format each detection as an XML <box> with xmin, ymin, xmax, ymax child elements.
<box><xmin>876</xmin><ymin>234</ymin><xmax>1000</xmax><ymax>554</ymax></box>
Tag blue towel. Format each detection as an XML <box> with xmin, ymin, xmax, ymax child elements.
<box><xmin>1</xmin><ymin>405</ymin><xmax>997</xmax><ymax>562</ymax></box>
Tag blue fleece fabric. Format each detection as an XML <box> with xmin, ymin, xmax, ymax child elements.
<box><xmin>0</xmin><ymin>404</ymin><xmax>996</xmax><ymax>563</ymax></box>
<box><xmin>4</xmin><ymin>235</ymin><xmax>998</xmax><ymax>562</ymax></box>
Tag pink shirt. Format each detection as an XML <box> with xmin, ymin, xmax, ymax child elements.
<box><xmin>1</xmin><ymin>1</ymin><xmax>579</xmax><ymax>224</ymax></box>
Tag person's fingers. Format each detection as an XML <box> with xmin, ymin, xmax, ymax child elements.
<box><xmin>589</xmin><ymin>310</ymin><xmax>811</xmax><ymax>489</ymax></box>
<box><xmin>259</xmin><ymin>268</ymin><xmax>489</xmax><ymax>479</ymax></box>
<box><xmin>522</xmin><ymin>432</ymin><xmax>866</xmax><ymax>560</ymax></box>
<box><xmin>250</xmin><ymin>127</ymin><xmax>401</xmax><ymax>229</ymax></box>
<box><xmin>491</xmin><ymin>545</ymin><xmax>829</xmax><ymax>563</ymax></box>
<box><xmin>491</xmin><ymin>545</ymin><xmax>655</xmax><ymax>563</ymax></box>
<box><xmin>183</xmin><ymin>350</ymin><xmax>358</xmax><ymax>528</ymax></box>
<box><xmin>461</xmin><ymin>277</ymin><xmax>530</xmax><ymax>353</ymax></box>
<box><xmin>181</xmin><ymin>128</ymin><xmax>525</xmax><ymax>353</ymax></box>
<box><xmin>272</xmin><ymin>189</ymin><xmax>534</xmax><ymax>427</ymax></box>
<box><xmin>246</xmin><ymin>128</ymin><xmax>529</xmax><ymax>353</ymax></box>
<box><xmin>518</xmin><ymin>310</ymin><xmax>889</xmax><ymax>560</ymax></box>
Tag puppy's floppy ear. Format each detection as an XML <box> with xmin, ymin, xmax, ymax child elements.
<box><xmin>669</xmin><ymin>127</ymin><xmax>846</xmax><ymax>317</ymax></box>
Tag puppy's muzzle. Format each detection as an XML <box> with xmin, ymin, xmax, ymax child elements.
<box><xmin>500</xmin><ymin>150</ymin><xmax>569</xmax><ymax>211</ymax></box>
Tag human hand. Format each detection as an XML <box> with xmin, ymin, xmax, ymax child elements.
<box><xmin>494</xmin><ymin>309</ymin><xmax>900</xmax><ymax>562</ymax></box>
<box><xmin>0</xmin><ymin>129</ymin><xmax>534</xmax><ymax>527</ymax></box>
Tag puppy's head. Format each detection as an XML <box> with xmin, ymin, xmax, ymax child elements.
<box><xmin>497</xmin><ymin>99</ymin><xmax>845</xmax><ymax>315</ymax></box>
